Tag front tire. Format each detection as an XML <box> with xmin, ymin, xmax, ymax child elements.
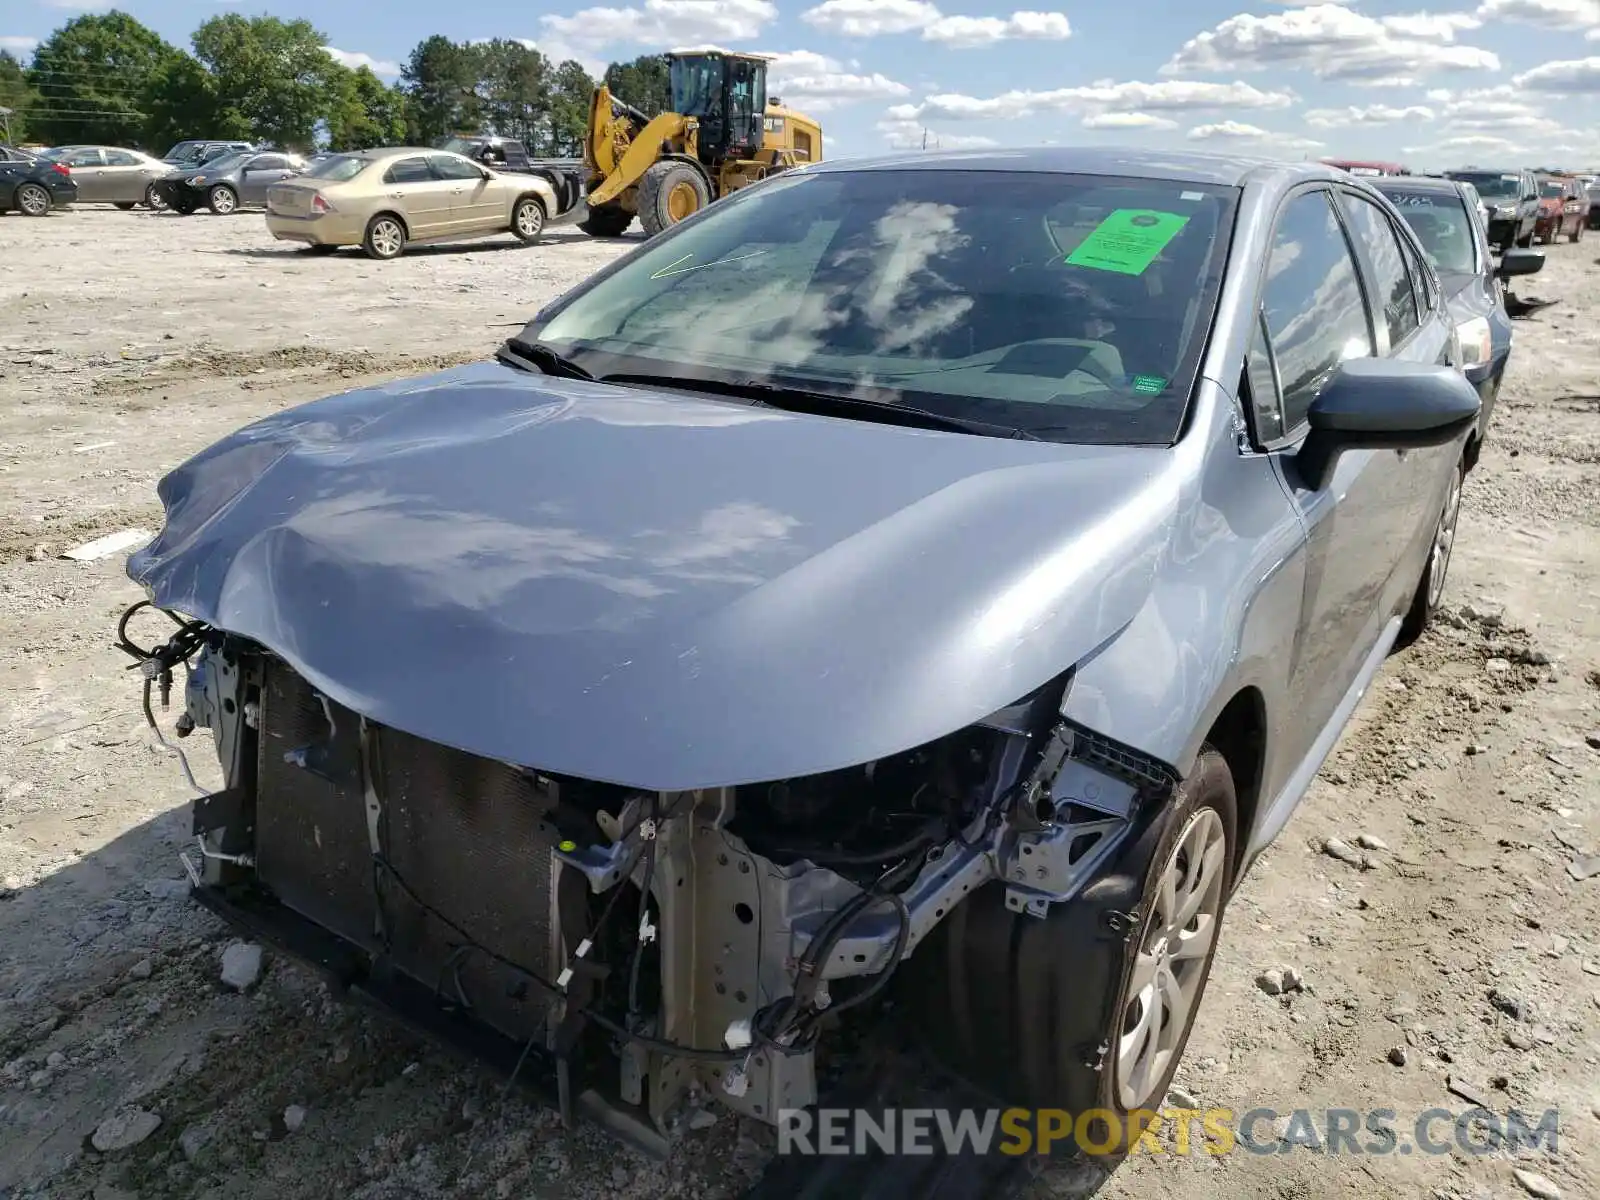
<box><xmin>1399</xmin><ymin>454</ymin><xmax>1464</xmax><ymax>646</ymax></box>
<box><xmin>637</xmin><ymin>160</ymin><xmax>711</xmax><ymax>237</ymax></box>
<box><xmin>207</xmin><ymin>184</ymin><xmax>237</xmax><ymax>215</ymax></box>
<box><xmin>362</xmin><ymin>214</ymin><xmax>406</xmax><ymax>260</ymax></box>
<box><xmin>511</xmin><ymin>195</ymin><xmax>545</xmax><ymax>243</ymax></box>
<box><xmin>144</xmin><ymin>183</ymin><xmax>167</xmax><ymax>211</ymax></box>
<box><xmin>16</xmin><ymin>183</ymin><xmax>51</xmax><ymax>217</ymax></box>
<box><xmin>578</xmin><ymin>204</ymin><xmax>633</xmax><ymax>237</ymax></box>
<box><xmin>910</xmin><ymin>749</ymin><xmax>1237</xmax><ymax>1159</ymax></box>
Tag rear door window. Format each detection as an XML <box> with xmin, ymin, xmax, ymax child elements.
<box><xmin>103</xmin><ymin>149</ymin><xmax>140</xmax><ymax>167</ymax></box>
<box><xmin>1338</xmin><ymin>192</ymin><xmax>1420</xmax><ymax>351</ymax></box>
<box><xmin>1259</xmin><ymin>189</ymin><xmax>1374</xmax><ymax>433</ymax></box>
<box><xmin>429</xmin><ymin>154</ymin><xmax>484</xmax><ymax>181</ymax></box>
<box><xmin>383</xmin><ymin>157</ymin><xmax>433</xmax><ymax>185</ymax></box>
<box><xmin>63</xmin><ymin>148</ymin><xmax>104</xmax><ymax>167</ymax></box>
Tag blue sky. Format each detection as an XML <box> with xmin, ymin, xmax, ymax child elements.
<box><xmin>5</xmin><ymin>0</ymin><xmax>1600</xmax><ymax>166</ymax></box>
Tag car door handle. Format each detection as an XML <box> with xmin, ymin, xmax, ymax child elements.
<box><xmin>390</xmin><ymin>191</ymin><xmax>404</xmax><ymax>199</ymax></box>
<box><xmin>451</xmin><ymin>187</ymin><xmax>464</xmax><ymax>194</ymax></box>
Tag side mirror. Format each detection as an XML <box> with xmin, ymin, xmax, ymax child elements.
<box><xmin>1295</xmin><ymin>358</ymin><xmax>1480</xmax><ymax>491</ymax></box>
<box><xmin>1496</xmin><ymin>247</ymin><xmax>1545</xmax><ymax>279</ymax></box>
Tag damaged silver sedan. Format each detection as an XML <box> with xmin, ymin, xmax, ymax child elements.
<box><xmin>119</xmin><ymin>148</ymin><xmax>1482</xmax><ymax>1171</ymax></box>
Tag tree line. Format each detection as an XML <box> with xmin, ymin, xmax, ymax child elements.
<box><xmin>0</xmin><ymin>9</ymin><xmax>678</xmax><ymax>156</ymax></box>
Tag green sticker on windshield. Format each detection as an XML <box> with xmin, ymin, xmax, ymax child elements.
<box><xmin>1065</xmin><ymin>209</ymin><xmax>1191</xmax><ymax>276</ymax></box>
<box><xmin>1132</xmin><ymin>374</ymin><xmax>1167</xmax><ymax>395</ymax></box>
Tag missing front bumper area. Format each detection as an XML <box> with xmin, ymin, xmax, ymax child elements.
<box><xmin>139</xmin><ymin>621</ymin><xmax>1167</xmax><ymax>1165</ymax></box>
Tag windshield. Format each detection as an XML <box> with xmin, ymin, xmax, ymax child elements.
<box><xmin>527</xmin><ymin>169</ymin><xmax>1238</xmax><ymax>445</ymax></box>
<box><xmin>670</xmin><ymin>55</ymin><xmax>721</xmax><ymax>118</ymax></box>
<box><xmin>1449</xmin><ymin>172</ymin><xmax>1519</xmax><ymax>199</ymax></box>
<box><xmin>304</xmin><ymin>154</ymin><xmax>370</xmax><ymax>182</ymax></box>
<box><xmin>437</xmin><ymin>137</ymin><xmax>476</xmax><ymax>156</ymax></box>
<box><xmin>1377</xmin><ymin>188</ymin><xmax>1477</xmax><ymax>275</ymax></box>
<box><xmin>1539</xmin><ymin>180</ymin><xmax>1567</xmax><ymax>198</ymax></box>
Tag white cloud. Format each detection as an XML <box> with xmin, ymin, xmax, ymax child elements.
<box><xmin>1188</xmin><ymin>120</ymin><xmax>1271</xmax><ymax>139</ymax></box>
<box><xmin>1475</xmin><ymin>0</ymin><xmax>1600</xmax><ymax>30</ymax></box>
<box><xmin>924</xmin><ymin>12</ymin><xmax>1072</xmax><ymax>48</ymax></box>
<box><xmin>1303</xmin><ymin>102</ymin><xmax>1435</xmax><ymax>127</ymax></box>
<box><xmin>801</xmin><ymin>0</ymin><xmax>1072</xmax><ymax>46</ymax></box>
<box><xmin>1188</xmin><ymin>120</ymin><xmax>1323</xmax><ymax>150</ymax></box>
<box><xmin>0</xmin><ymin>35</ymin><xmax>38</xmax><ymax>57</ymax></box>
<box><xmin>1514</xmin><ymin>55</ymin><xmax>1600</xmax><ymax>89</ymax></box>
<box><xmin>542</xmin><ymin>0</ymin><xmax>777</xmax><ymax>54</ymax></box>
<box><xmin>1381</xmin><ymin>11</ymin><xmax>1483</xmax><ymax>39</ymax></box>
<box><xmin>765</xmin><ymin>49</ymin><xmax>911</xmax><ymax>109</ymax></box>
<box><xmin>1081</xmin><ymin>111</ymin><xmax>1180</xmax><ymax>130</ymax></box>
<box><xmin>875</xmin><ymin>115</ymin><xmax>1000</xmax><ymax>148</ymax></box>
<box><xmin>323</xmin><ymin>47</ymin><xmax>402</xmax><ymax>77</ymax></box>
<box><xmin>894</xmin><ymin>78</ymin><xmax>1295</xmax><ymax>122</ymax></box>
<box><xmin>1164</xmin><ymin>4</ymin><xmax>1500</xmax><ymax>86</ymax></box>
<box><xmin>40</xmin><ymin>0</ymin><xmax>111</xmax><ymax>9</ymax></box>
<box><xmin>1406</xmin><ymin>132</ymin><xmax>1516</xmax><ymax>153</ymax></box>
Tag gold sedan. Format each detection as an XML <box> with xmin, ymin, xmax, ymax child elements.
<box><xmin>264</xmin><ymin>147</ymin><xmax>559</xmax><ymax>260</ymax></box>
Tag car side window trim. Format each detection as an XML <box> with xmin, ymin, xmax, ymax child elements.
<box><xmin>1331</xmin><ymin>185</ymin><xmax>1419</xmax><ymax>358</ymax></box>
<box><xmin>1247</xmin><ymin>184</ymin><xmax>1378</xmax><ymax>453</ymax></box>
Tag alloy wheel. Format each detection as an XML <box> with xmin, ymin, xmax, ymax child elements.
<box><xmin>515</xmin><ymin>200</ymin><xmax>543</xmax><ymax>238</ymax></box>
<box><xmin>1115</xmin><ymin>806</ymin><xmax>1228</xmax><ymax>1111</ymax></box>
<box><xmin>1426</xmin><ymin>464</ymin><xmax>1463</xmax><ymax>611</ymax></box>
<box><xmin>145</xmin><ymin>183</ymin><xmax>167</xmax><ymax>211</ymax></box>
<box><xmin>369</xmin><ymin>219</ymin><xmax>404</xmax><ymax>258</ymax></box>
<box><xmin>18</xmin><ymin>184</ymin><xmax>49</xmax><ymax>216</ymax></box>
<box><xmin>210</xmin><ymin>186</ymin><xmax>236</xmax><ymax>215</ymax></box>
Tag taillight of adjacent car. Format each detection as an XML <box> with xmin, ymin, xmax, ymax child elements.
<box><xmin>310</xmin><ymin>192</ymin><xmax>334</xmax><ymax>214</ymax></box>
<box><xmin>51</xmin><ymin>162</ymin><xmax>70</xmax><ymax>177</ymax></box>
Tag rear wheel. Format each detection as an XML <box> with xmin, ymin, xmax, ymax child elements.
<box><xmin>16</xmin><ymin>183</ymin><xmax>50</xmax><ymax>217</ymax></box>
<box><xmin>511</xmin><ymin>195</ymin><xmax>546</xmax><ymax>243</ymax></box>
<box><xmin>578</xmin><ymin>204</ymin><xmax>633</xmax><ymax>237</ymax></box>
<box><xmin>207</xmin><ymin>184</ymin><xmax>237</xmax><ymax>215</ymax></box>
<box><xmin>362</xmin><ymin>214</ymin><xmax>406</xmax><ymax>260</ymax></box>
<box><xmin>910</xmin><ymin>749</ymin><xmax>1237</xmax><ymax>1160</ymax></box>
<box><xmin>1399</xmin><ymin>454</ymin><xmax>1464</xmax><ymax>646</ymax></box>
<box><xmin>637</xmin><ymin>160</ymin><xmax>711</xmax><ymax>237</ymax></box>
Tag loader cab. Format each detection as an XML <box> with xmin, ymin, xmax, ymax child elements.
<box><xmin>669</xmin><ymin>51</ymin><xmax>767</xmax><ymax>162</ymax></box>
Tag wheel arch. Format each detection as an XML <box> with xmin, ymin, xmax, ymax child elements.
<box><xmin>1199</xmin><ymin>687</ymin><xmax>1267</xmax><ymax>875</ymax></box>
<box><xmin>366</xmin><ymin>208</ymin><xmax>410</xmax><ymax>238</ymax></box>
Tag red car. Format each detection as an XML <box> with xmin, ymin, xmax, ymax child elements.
<box><xmin>1321</xmin><ymin>158</ymin><xmax>1410</xmax><ymax>176</ymax></box>
<box><xmin>1534</xmin><ymin>173</ymin><xmax>1586</xmax><ymax>243</ymax></box>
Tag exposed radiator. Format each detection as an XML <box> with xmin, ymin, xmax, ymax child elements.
<box><xmin>255</xmin><ymin>659</ymin><xmax>563</xmax><ymax>1044</ymax></box>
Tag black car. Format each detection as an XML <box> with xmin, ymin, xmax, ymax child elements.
<box><xmin>153</xmin><ymin>149</ymin><xmax>307</xmax><ymax>215</ymax></box>
<box><xmin>1375</xmin><ymin>176</ymin><xmax>1543</xmax><ymax>468</ymax></box>
<box><xmin>1441</xmin><ymin>167</ymin><xmax>1539</xmax><ymax>253</ymax></box>
<box><xmin>0</xmin><ymin>154</ymin><xmax>77</xmax><ymax>216</ymax></box>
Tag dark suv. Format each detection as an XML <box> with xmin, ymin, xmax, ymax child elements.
<box><xmin>1443</xmin><ymin>167</ymin><xmax>1539</xmax><ymax>251</ymax></box>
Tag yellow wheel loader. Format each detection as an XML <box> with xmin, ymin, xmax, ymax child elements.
<box><xmin>579</xmin><ymin>49</ymin><xmax>823</xmax><ymax>239</ymax></box>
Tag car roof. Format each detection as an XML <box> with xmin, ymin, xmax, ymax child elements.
<box><xmin>340</xmin><ymin>147</ymin><xmax>461</xmax><ymax>161</ymax></box>
<box><xmin>1373</xmin><ymin>176</ymin><xmax>1467</xmax><ymax>196</ymax></box>
<box><xmin>800</xmin><ymin>145</ymin><xmax>1342</xmax><ymax>187</ymax></box>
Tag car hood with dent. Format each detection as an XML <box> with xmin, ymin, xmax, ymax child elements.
<box><xmin>129</xmin><ymin>362</ymin><xmax>1181</xmax><ymax>791</ymax></box>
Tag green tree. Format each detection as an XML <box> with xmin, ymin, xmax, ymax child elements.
<box><xmin>0</xmin><ymin>51</ymin><xmax>40</xmax><ymax>143</ymax></box>
<box><xmin>475</xmin><ymin>39</ymin><xmax>549</xmax><ymax>146</ymax></box>
<box><xmin>603</xmin><ymin>54</ymin><xmax>670</xmax><ymax>115</ymax></box>
<box><xmin>191</xmin><ymin>14</ymin><xmax>339</xmax><ymax>150</ymax></box>
<box><xmin>141</xmin><ymin>52</ymin><xmax>240</xmax><ymax>152</ymax></box>
<box><xmin>401</xmin><ymin>35</ymin><xmax>482</xmax><ymax>143</ymax></box>
<box><xmin>547</xmin><ymin>60</ymin><xmax>597</xmax><ymax>155</ymax></box>
<box><xmin>326</xmin><ymin>65</ymin><xmax>408</xmax><ymax>150</ymax></box>
<box><xmin>25</xmin><ymin>11</ymin><xmax>178</xmax><ymax>146</ymax></box>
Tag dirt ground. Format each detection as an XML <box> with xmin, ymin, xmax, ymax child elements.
<box><xmin>1</xmin><ymin>204</ymin><xmax>1597</xmax><ymax>1200</ymax></box>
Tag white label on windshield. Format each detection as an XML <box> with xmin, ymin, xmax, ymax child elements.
<box><xmin>1501</xmin><ymin>174</ymin><xmax>1519</xmax><ymax>180</ymax></box>
<box><xmin>1180</xmin><ymin>191</ymin><xmax>1204</xmax><ymax>201</ymax></box>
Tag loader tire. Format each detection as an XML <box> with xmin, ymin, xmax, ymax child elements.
<box><xmin>578</xmin><ymin>204</ymin><xmax>633</xmax><ymax>238</ymax></box>
<box><xmin>637</xmin><ymin>160</ymin><xmax>710</xmax><ymax>237</ymax></box>
<box><xmin>906</xmin><ymin>748</ymin><xmax>1238</xmax><ymax>1162</ymax></box>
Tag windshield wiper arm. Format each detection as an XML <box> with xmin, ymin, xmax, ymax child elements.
<box><xmin>600</xmin><ymin>372</ymin><xmax>1042</xmax><ymax>441</ymax></box>
<box><xmin>497</xmin><ymin>337</ymin><xmax>594</xmax><ymax>381</ymax></box>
